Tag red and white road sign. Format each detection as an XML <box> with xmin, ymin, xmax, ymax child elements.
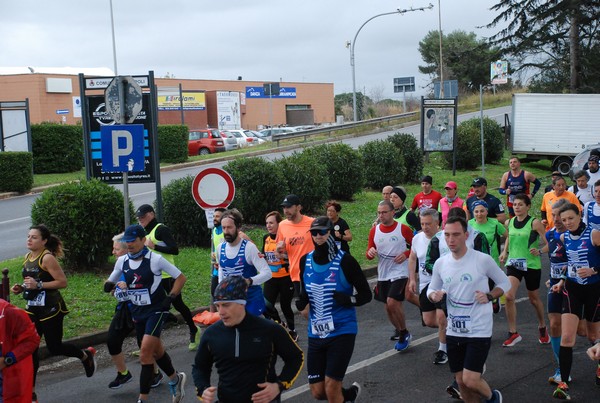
<box><xmin>191</xmin><ymin>168</ymin><xmax>235</xmax><ymax>209</ymax></box>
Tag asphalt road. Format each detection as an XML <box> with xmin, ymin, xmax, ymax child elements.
<box><xmin>0</xmin><ymin>106</ymin><xmax>510</xmax><ymax>262</ymax></box>
<box><xmin>34</xmin><ymin>261</ymin><xmax>599</xmax><ymax>402</ymax></box>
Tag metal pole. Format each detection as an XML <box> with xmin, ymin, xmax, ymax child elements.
<box><xmin>179</xmin><ymin>83</ymin><xmax>185</xmax><ymax>125</ymax></box>
<box><xmin>402</xmin><ymin>86</ymin><xmax>407</xmax><ymax>112</ymax></box>
<box><xmin>117</xmin><ymin>77</ymin><xmax>130</xmax><ymax>227</ymax></box>
<box><xmin>351</xmin><ymin>4</ymin><xmax>433</xmax><ymax>122</ymax></box>
<box><xmin>480</xmin><ymin>84</ymin><xmax>485</xmax><ymax>177</ymax></box>
<box><xmin>109</xmin><ymin>0</ymin><xmax>118</xmax><ymax>75</ymax></box>
<box><xmin>438</xmin><ymin>0</ymin><xmax>444</xmax><ymax>98</ymax></box>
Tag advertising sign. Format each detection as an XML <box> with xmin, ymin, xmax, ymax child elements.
<box><xmin>245</xmin><ymin>86</ymin><xmax>297</xmax><ymax>98</ymax></box>
<box><xmin>421</xmin><ymin>98</ymin><xmax>458</xmax><ymax>152</ymax></box>
<box><xmin>216</xmin><ymin>91</ymin><xmax>241</xmax><ymax>130</ymax></box>
<box><xmin>491</xmin><ymin>60</ymin><xmax>508</xmax><ymax>84</ymax></box>
<box><xmin>157</xmin><ymin>90</ymin><xmax>206</xmax><ymax>110</ymax></box>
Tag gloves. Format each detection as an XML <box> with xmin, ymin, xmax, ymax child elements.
<box><xmin>103</xmin><ymin>281</ymin><xmax>116</xmax><ymax>293</ymax></box>
<box><xmin>333</xmin><ymin>291</ymin><xmax>354</xmax><ymax>307</ymax></box>
<box><xmin>161</xmin><ymin>294</ymin><xmax>174</xmax><ymax>311</ymax></box>
<box><xmin>295</xmin><ymin>298</ymin><xmax>308</xmax><ymax>312</ymax></box>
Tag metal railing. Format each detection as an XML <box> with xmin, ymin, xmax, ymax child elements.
<box><xmin>271</xmin><ymin>111</ymin><xmax>419</xmax><ymax>146</ymax></box>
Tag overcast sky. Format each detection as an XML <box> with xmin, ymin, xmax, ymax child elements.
<box><xmin>0</xmin><ymin>0</ymin><xmax>503</xmax><ymax>99</ymax></box>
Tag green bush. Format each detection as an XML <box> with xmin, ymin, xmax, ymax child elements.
<box><xmin>276</xmin><ymin>152</ymin><xmax>330</xmax><ymax>215</ymax></box>
<box><xmin>359</xmin><ymin>140</ymin><xmax>406</xmax><ymax>189</ymax></box>
<box><xmin>301</xmin><ymin>143</ymin><xmax>364</xmax><ymax>201</ymax></box>
<box><xmin>0</xmin><ymin>152</ymin><xmax>33</xmax><ymax>193</ymax></box>
<box><xmin>443</xmin><ymin>120</ymin><xmax>482</xmax><ymax>170</ymax></box>
<box><xmin>456</xmin><ymin>117</ymin><xmax>504</xmax><ymax>164</ymax></box>
<box><xmin>162</xmin><ymin>175</ymin><xmax>210</xmax><ymax>247</ymax></box>
<box><xmin>31</xmin><ymin>123</ymin><xmax>83</xmax><ymax>173</ymax></box>
<box><xmin>387</xmin><ymin>133</ymin><xmax>424</xmax><ymax>183</ymax></box>
<box><xmin>158</xmin><ymin>125</ymin><xmax>188</xmax><ymax>164</ymax></box>
<box><xmin>223</xmin><ymin>157</ymin><xmax>288</xmax><ymax>224</ymax></box>
<box><xmin>30</xmin><ymin>179</ymin><xmax>127</xmax><ymax>270</ymax></box>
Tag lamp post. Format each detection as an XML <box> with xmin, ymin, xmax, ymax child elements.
<box><xmin>350</xmin><ymin>4</ymin><xmax>433</xmax><ymax>122</ymax></box>
<box><xmin>109</xmin><ymin>0</ymin><xmax>118</xmax><ymax>75</ymax></box>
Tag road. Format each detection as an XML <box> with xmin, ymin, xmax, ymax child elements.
<box><xmin>34</xmin><ymin>262</ymin><xmax>599</xmax><ymax>402</ymax></box>
<box><xmin>0</xmin><ymin>106</ymin><xmax>510</xmax><ymax>261</ymax></box>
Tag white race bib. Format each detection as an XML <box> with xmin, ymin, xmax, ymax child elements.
<box><xmin>450</xmin><ymin>314</ymin><xmax>471</xmax><ymax>334</ymax></box>
<box><xmin>550</xmin><ymin>263</ymin><xmax>565</xmax><ymax>279</ymax></box>
<box><xmin>27</xmin><ymin>291</ymin><xmax>46</xmax><ymax>307</ymax></box>
<box><xmin>568</xmin><ymin>263</ymin><xmax>584</xmax><ymax>279</ymax></box>
<box><xmin>311</xmin><ymin>317</ymin><xmax>335</xmax><ymax>336</ymax></box>
<box><xmin>127</xmin><ymin>289</ymin><xmax>151</xmax><ymax>306</ymax></box>
<box><xmin>508</xmin><ymin>258</ymin><xmax>527</xmax><ymax>271</ymax></box>
<box><xmin>114</xmin><ymin>286</ymin><xmax>130</xmax><ymax>302</ymax></box>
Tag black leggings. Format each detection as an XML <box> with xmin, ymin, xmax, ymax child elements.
<box><xmin>161</xmin><ymin>277</ymin><xmax>197</xmax><ymax>336</ymax></box>
<box><xmin>31</xmin><ymin>313</ymin><xmax>84</xmax><ymax>384</ymax></box>
<box><xmin>263</xmin><ymin>276</ymin><xmax>295</xmax><ymax>330</ymax></box>
<box><xmin>106</xmin><ymin>304</ymin><xmax>136</xmax><ymax>356</ymax></box>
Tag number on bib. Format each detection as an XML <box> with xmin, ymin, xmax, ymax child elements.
<box><xmin>450</xmin><ymin>314</ymin><xmax>471</xmax><ymax>334</ymax></box>
<box><xmin>127</xmin><ymin>289</ymin><xmax>151</xmax><ymax>305</ymax></box>
<box><xmin>27</xmin><ymin>291</ymin><xmax>46</xmax><ymax>307</ymax></box>
<box><xmin>311</xmin><ymin>317</ymin><xmax>335</xmax><ymax>336</ymax></box>
<box><xmin>508</xmin><ymin>258</ymin><xmax>527</xmax><ymax>271</ymax></box>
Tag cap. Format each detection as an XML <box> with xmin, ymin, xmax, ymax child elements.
<box><xmin>444</xmin><ymin>181</ymin><xmax>458</xmax><ymax>190</ymax></box>
<box><xmin>213</xmin><ymin>276</ymin><xmax>247</xmax><ymax>305</ymax></box>
<box><xmin>588</xmin><ymin>154</ymin><xmax>599</xmax><ymax>163</ymax></box>
<box><xmin>280</xmin><ymin>194</ymin><xmax>301</xmax><ymax>207</ymax></box>
<box><xmin>421</xmin><ymin>175</ymin><xmax>433</xmax><ymax>185</ymax></box>
<box><xmin>390</xmin><ymin>186</ymin><xmax>407</xmax><ymax>202</ymax></box>
<box><xmin>135</xmin><ymin>204</ymin><xmax>155</xmax><ymax>218</ymax></box>
<box><xmin>122</xmin><ymin>224</ymin><xmax>146</xmax><ymax>242</ymax></box>
<box><xmin>310</xmin><ymin>216</ymin><xmax>332</xmax><ymax>231</ymax></box>
<box><xmin>471</xmin><ymin>177</ymin><xmax>487</xmax><ymax>187</ymax></box>
<box><xmin>471</xmin><ymin>200</ymin><xmax>489</xmax><ymax>210</ymax></box>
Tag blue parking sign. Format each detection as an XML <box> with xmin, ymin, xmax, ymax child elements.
<box><xmin>100</xmin><ymin>124</ymin><xmax>145</xmax><ymax>172</ymax></box>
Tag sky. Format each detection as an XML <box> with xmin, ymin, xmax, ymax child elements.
<box><xmin>0</xmin><ymin>0</ymin><xmax>503</xmax><ymax>100</ymax></box>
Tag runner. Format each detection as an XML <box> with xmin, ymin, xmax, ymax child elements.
<box><xmin>583</xmin><ymin>179</ymin><xmax>600</xmax><ymax>230</ymax></box>
<box><xmin>427</xmin><ymin>216</ymin><xmax>510</xmax><ymax>403</ymax></box>
<box><xmin>326</xmin><ymin>200</ymin><xmax>353</xmax><ymax>254</ymax></box>
<box><xmin>104</xmin><ymin>224</ymin><xmax>187</xmax><ymax>403</ymax></box>
<box><xmin>464</xmin><ymin>177</ymin><xmax>507</xmax><ymax>224</ymax></box>
<box><xmin>296</xmin><ymin>216</ymin><xmax>372</xmax><ymax>402</ymax></box>
<box><xmin>540</xmin><ymin>176</ymin><xmax>580</xmax><ymax>231</ymax></box>
<box><xmin>499</xmin><ymin>156</ymin><xmax>541</xmax><ymax>217</ymax></box>
<box><xmin>411</xmin><ymin>175</ymin><xmax>443</xmax><ymax>214</ymax></box>
<box><xmin>11</xmin><ymin>225</ymin><xmax>96</xmax><ymax>403</ymax></box>
<box><xmin>390</xmin><ymin>186</ymin><xmax>421</xmax><ymax>232</ymax></box>
<box><xmin>567</xmin><ymin>170</ymin><xmax>594</xmax><ymax>205</ymax></box>
<box><xmin>499</xmin><ymin>193</ymin><xmax>550</xmax><ymax>347</ymax></box>
<box><xmin>550</xmin><ymin>203</ymin><xmax>600</xmax><ymax>400</ymax></box>
<box><xmin>438</xmin><ymin>181</ymin><xmax>464</xmax><ymax>228</ymax></box>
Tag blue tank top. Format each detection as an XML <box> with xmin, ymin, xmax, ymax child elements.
<box><xmin>304</xmin><ymin>251</ymin><xmax>357</xmax><ymax>338</ymax></box>
<box><xmin>122</xmin><ymin>253</ymin><xmax>166</xmax><ymax>319</ymax></box>
<box><xmin>506</xmin><ymin>170</ymin><xmax>529</xmax><ymax>205</ymax></box>
<box><xmin>586</xmin><ymin>202</ymin><xmax>600</xmax><ymax>231</ymax></box>
<box><xmin>546</xmin><ymin>228</ymin><xmax>567</xmax><ymax>280</ymax></box>
<box><xmin>564</xmin><ymin>225</ymin><xmax>600</xmax><ymax>285</ymax></box>
<box><xmin>219</xmin><ymin>239</ymin><xmax>265</xmax><ymax>315</ymax></box>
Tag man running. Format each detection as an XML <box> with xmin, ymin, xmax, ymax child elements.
<box><xmin>428</xmin><ymin>216</ymin><xmax>510</xmax><ymax>403</ymax></box>
<box><xmin>583</xmin><ymin>179</ymin><xmax>600</xmax><ymax>230</ymax></box>
<box><xmin>390</xmin><ymin>186</ymin><xmax>421</xmax><ymax>232</ymax></box>
<box><xmin>499</xmin><ymin>156</ymin><xmax>541</xmax><ymax>217</ymax></box>
<box><xmin>411</xmin><ymin>175</ymin><xmax>443</xmax><ymax>214</ymax></box>
<box><xmin>464</xmin><ymin>178</ymin><xmax>507</xmax><ymax>224</ymax></box>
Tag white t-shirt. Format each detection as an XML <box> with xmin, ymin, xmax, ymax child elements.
<box><xmin>587</xmin><ymin>169</ymin><xmax>600</xmax><ymax>189</ymax></box>
<box><xmin>411</xmin><ymin>231</ymin><xmax>433</xmax><ymax>292</ymax></box>
<box><xmin>216</xmin><ymin>239</ymin><xmax>272</xmax><ymax>285</ymax></box>
<box><xmin>428</xmin><ymin>248</ymin><xmax>510</xmax><ymax>338</ymax></box>
<box><xmin>568</xmin><ymin>185</ymin><xmax>594</xmax><ymax>205</ymax></box>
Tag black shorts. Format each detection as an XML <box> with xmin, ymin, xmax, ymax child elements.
<box><xmin>419</xmin><ymin>284</ymin><xmax>447</xmax><ymax>313</ymax></box>
<box><xmin>547</xmin><ymin>278</ymin><xmax>564</xmax><ymax>314</ymax></box>
<box><xmin>307</xmin><ymin>333</ymin><xmax>356</xmax><ymax>383</ymax></box>
<box><xmin>562</xmin><ymin>279</ymin><xmax>600</xmax><ymax>322</ymax></box>
<box><xmin>134</xmin><ymin>311</ymin><xmax>167</xmax><ymax>340</ymax></box>
<box><xmin>447</xmin><ymin>335</ymin><xmax>491</xmax><ymax>374</ymax></box>
<box><xmin>506</xmin><ymin>267</ymin><xmax>542</xmax><ymax>291</ymax></box>
<box><xmin>374</xmin><ymin>278</ymin><xmax>408</xmax><ymax>302</ymax></box>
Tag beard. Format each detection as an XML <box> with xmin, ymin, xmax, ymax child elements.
<box><xmin>224</xmin><ymin>232</ymin><xmax>238</xmax><ymax>243</ymax></box>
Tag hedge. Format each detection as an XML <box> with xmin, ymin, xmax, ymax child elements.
<box><xmin>0</xmin><ymin>152</ymin><xmax>33</xmax><ymax>193</ymax></box>
<box><xmin>31</xmin><ymin>123</ymin><xmax>83</xmax><ymax>173</ymax></box>
<box><xmin>158</xmin><ymin>125</ymin><xmax>188</xmax><ymax>163</ymax></box>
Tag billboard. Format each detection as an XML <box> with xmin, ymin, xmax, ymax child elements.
<box><xmin>245</xmin><ymin>86</ymin><xmax>297</xmax><ymax>98</ymax></box>
<box><xmin>157</xmin><ymin>90</ymin><xmax>206</xmax><ymax>110</ymax></box>
<box><xmin>491</xmin><ymin>60</ymin><xmax>508</xmax><ymax>84</ymax></box>
<box><xmin>216</xmin><ymin>91</ymin><xmax>241</xmax><ymax>130</ymax></box>
<box><xmin>421</xmin><ymin>98</ymin><xmax>457</xmax><ymax>152</ymax></box>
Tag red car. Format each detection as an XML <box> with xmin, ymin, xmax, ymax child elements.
<box><xmin>188</xmin><ymin>129</ymin><xmax>226</xmax><ymax>156</ymax></box>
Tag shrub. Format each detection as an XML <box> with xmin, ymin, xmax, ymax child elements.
<box><xmin>0</xmin><ymin>152</ymin><xmax>33</xmax><ymax>193</ymax></box>
<box><xmin>301</xmin><ymin>143</ymin><xmax>364</xmax><ymax>201</ymax></box>
<box><xmin>30</xmin><ymin>179</ymin><xmax>127</xmax><ymax>270</ymax></box>
<box><xmin>456</xmin><ymin>117</ymin><xmax>504</xmax><ymax>164</ymax></box>
<box><xmin>443</xmin><ymin>120</ymin><xmax>482</xmax><ymax>170</ymax></box>
<box><xmin>31</xmin><ymin>123</ymin><xmax>83</xmax><ymax>173</ymax></box>
<box><xmin>387</xmin><ymin>133</ymin><xmax>424</xmax><ymax>183</ymax></box>
<box><xmin>162</xmin><ymin>175</ymin><xmax>210</xmax><ymax>247</ymax></box>
<box><xmin>223</xmin><ymin>157</ymin><xmax>288</xmax><ymax>224</ymax></box>
<box><xmin>158</xmin><ymin>125</ymin><xmax>188</xmax><ymax>164</ymax></box>
<box><xmin>276</xmin><ymin>152</ymin><xmax>330</xmax><ymax>215</ymax></box>
<box><xmin>359</xmin><ymin>140</ymin><xmax>406</xmax><ymax>189</ymax></box>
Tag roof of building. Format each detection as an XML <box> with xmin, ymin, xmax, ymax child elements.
<box><xmin>0</xmin><ymin>67</ymin><xmax>114</xmax><ymax>76</ymax></box>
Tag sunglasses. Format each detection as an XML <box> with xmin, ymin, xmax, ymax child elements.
<box><xmin>310</xmin><ymin>229</ymin><xmax>329</xmax><ymax>236</ymax></box>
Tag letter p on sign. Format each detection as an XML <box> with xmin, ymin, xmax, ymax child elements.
<box><xmin>100</xmin><ymin>124</ymin><xmax>145</xmax><ymax>173</ymax></box>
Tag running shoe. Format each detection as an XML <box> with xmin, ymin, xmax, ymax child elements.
<box><xmin>492</xmin><ymin>299</ymin><xmax>501</xmax><ymax>314</ymax></box>
<box><xmin>169</xmin><ymin>372</ymin><xmax>186</xmax><ymax>403</ymax></box>
<box><xmin>136</xmin><ymin>400</ymin><xmax>145</xmax><ymax>403</ymax></box>
<box><xmin>188</xmin><ymin>328</ymin><xmax>200</xmax><ymax>351</ymax></box>
<box><xmin>552</xmin><ymin>382</ymin><xmax>570</xmax><ymax>400</ymax></box>
<box><xmin>548</xmin><ymin>368</ymin><xmax>572</xmax><ymax>384</ymax></box>
<box><xmin>446</xmin><ymin>380</ymin><xmax>461</xmax><ymax>400</ymax></box>
<box><xmin>502</xmin><ymin>332</ymin><xmax>522</xmax><ymax>347</ymax></box>
<box><xmin>394</xmin><ymin>332</ymin><xmax>412</xmax><ymax>352</ymax></box>
<box><xmin>289</xmin><ymin>329</ymin><xmax>299</xmax><ymax>342</ymax></box>
<box><xmin>486</xmin><ymin>389</ymin><xmax>503</xmax><ymax>403</ymax></box>
<box><xmin>151</xmin><ymin>371</ymin><xmax>164</xmax><ymax>388</ymax></box>
<box><xmin>109</xmin><ymin>370</ymin><xmax>133</xmax><ymax>389</ymax></box>
<box><xmin>538</xmin><ymin>326</ymin><xmax>550</xmax><ymax>344</ymax></box>
<box><xmin>348</xmin><ymin>381</ymin><xmax>361</xmax><ymax>402</ymax></box>
<box><xmin>390</xmin><ymin>328</ymin><xmax>401</xmax><ymax>341</ymax></box>
<box><xmin>433</xmin><ymin>350</ymin><xmax>448</xmax><ymax>365</ymax></box>
<box><xmin>82</xmin><ymin>347</ymin><xmax>97</xmax><ymax>377</ymax></box>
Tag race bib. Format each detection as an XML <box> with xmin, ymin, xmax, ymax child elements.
<box><xmin>264</xmin><ymin>251</ymin><xmax>278</xmax><ymax>265</ymax></box>
<box><xmin>450</xmin><ymin>314</ymin><xmax>471</xmax><ymax>334</ymax></box>
<box><xmin>335</xmin><ymin>241</ymin><xmax>342</xmax><ymax>250</ymax></box>
<box><xmin>114</xmin><ymin>286</ymin><xmax>130</xmax><ymax>302</ymax></box>
<box><xmin>127</xmin><ymin>289</ymin><xmax>152</xmax><ymax>306</ymax></box>
<box><xmin>27</xmin><ymin>291</ymin><xmax>46</xmax><ymax>307</ymax></box>
<box><xmin>508</xmin><ymin>258</ymin><xmax>527</xmax><ymax>271</ymax></box>
<box><xmin>550</xmin><ymin>263</ymin><xmax>565</xmax><ymax>279</ymax></box>
<box><xmin>568</xmin><ymin>263</ymin><xmax>584</xmax><ymax>279</ymax></box>
<box><xmin>311</xmin><ymin>317</ymin><xmax>335</xmax><ymax>336</ymax></box>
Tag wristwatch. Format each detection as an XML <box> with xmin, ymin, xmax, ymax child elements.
<box><xmin>486</xmin><ymin>293</ymin><xmax>494</xmax><ymax>302</ymax></box>
<box><xmin>3</xmin><ymin>355</ymin><xmax>14</xmax><ymax>366</ymax></box>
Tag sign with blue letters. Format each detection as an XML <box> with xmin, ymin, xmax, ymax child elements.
<box><xmin>245</xmin><ymin>86</ymin><xmax>297</xmax><ymax>98</ymax></box>
<box><xmin>100</xmin><ymin>124</ymin><xmax>145</xmax><ymax>173</ymax></box>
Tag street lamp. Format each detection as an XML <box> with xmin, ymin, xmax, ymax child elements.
<box><xmin>350</xmin><ymin>4</ymin><xmax>433</xmax><ymax>122</ymax></box>
<box><xmin>109</xmin><ymin>0</ymin><xmax>118</xmax><ymax>74</ymax></box>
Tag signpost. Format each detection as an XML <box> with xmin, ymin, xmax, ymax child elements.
<box><xmin>393</xmin><ymin>76</ymin><xmax>415</xmax><ymax>112</ymax></box>
<box><xmin>192</xmin><ymin>168</ymin><xmax>235</xmax><ymax>229</ymax></box>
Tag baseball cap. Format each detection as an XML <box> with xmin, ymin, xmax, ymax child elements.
<box><xmin>444</xmin><ymin>181</ymin><xmax>458</xmax><ymax>190</ymax></box>
<box><xmin>280</xmin><ymin>194</ymin><xmax>301</xmax><ymax>207</ymax></box>
<box><xmin>310</xmin><ymin>216</ymin><xmax>332</xmax><ymax>231</ymax></box>
<box><xmin>122</xmin><ymin>224</ymin><xmax>146</xmax><ymax>242</ymax></box>
<box><xmin>471</xmin><ymin>177</ymin><xmax>487</xmax><ymax>187</ymax></box>
<box><xmin>135</xmin><ymin>204</ymin><xmax>155</xmax><ymax>218</ymax></box>
<box><xmin>213</xmin><ymin>276</ymin><xmax>247</xmax><ymax>305</ymax></box>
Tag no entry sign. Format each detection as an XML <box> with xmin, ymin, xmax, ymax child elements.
<box><xmin>191</xmin><ymin>168</ymin><xmax>235</xmax><ymax>209</ymax></box>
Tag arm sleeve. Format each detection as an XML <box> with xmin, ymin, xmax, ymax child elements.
<box><xmin>245</xmin><ymin>243</ymin><xmax>272</xmax><ymax>285</ymax></box>
<box><xmin>272</xmin><ymin>323</ymin><xmax>304</xmax><ymax>389</ymax></box>
<box><xmin>192</xmin><ymin>331</ymin><xmax>214</xmax><ymax>394</ymax></box>
<box><xmin>407</xmin><ymin>211</ymin><xmax>421</xmax><ymax>232</ymax></box>
<box><xmin>296</xmin><ymin>255</ymin><xmax>309</xmax><ymax>310</ymax></box>
<box><xmin>365</xmin><ymin>226</ymin><xmax>377</xmax><ymax>259</ymax></box>
<box><xmin>401</xmin><ymin>224</ymin><xmax>414</xmax><ymax>258</ymax></box>
<box><xmin>155</xmin><ymin>254</ymin><xmax>182</xmax><ymax>279</ymax></box>
<box><xmin>153</xmin><ymin>225</ymin><xmax>179</xmax><ymax>255</ymax></box>
<box><xmin>340</xmin><ymin>254</ymin><xmax>372</xmax><ymax>306</ymax></box>
<box><xmin>532</xmin><ymin>178</ymin><xmax>541</xmax><ymax>195</ymax></box>
<box><xmin>107</xmin><ymin>258</ymin><xmax>125</xmax><ymax>283</ymax></box>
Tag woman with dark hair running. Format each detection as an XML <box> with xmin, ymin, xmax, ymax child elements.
<box><xmin>12</xmin><ymin>224</ymin><xmax>96</xmax><ymax>403</ymax></box>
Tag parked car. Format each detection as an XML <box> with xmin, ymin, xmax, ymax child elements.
<box><xmin>218</xmin><ymin>130</ymin><xmax>239</xmax><ymax>151</ymax></box>
<box><xmin>188</xmin><ymin>129</ymin><xmax>226</xmax><ymax>156</ymax></box>
<box><xmin>258</xmin><ymin>128</ymin><xmax>297</xmax><ymax>138</ymax></box>
<box><xmin>252</xmin><ymin>130</ymin><xmax>272</xmax><ymax>141</ymax></box>
<box><xmin>569</xmin><ymin>143</ymin><xmax>600</xmax><ymax>179</ymax></box>
<box><xmin>243</xmin><ymin>130</ymin><xmax>266</xmax><ymax>144</ymax></box>
<box><xmin>224</xmin><ymin>129</ymin><xmax>258</xmax><ymax>148</ymax></box>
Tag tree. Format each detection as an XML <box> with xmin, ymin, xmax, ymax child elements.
<box><xmin>418</xmin><ymin>30</ymin><xmax>502</xmax><ymax>94</ymax></box>
<box><xmin>487</xmin><ymin>0</ymin><xmax>600</xmax><ymax>93</ymax></box>
<box><xmin>334</xmin><ymin>92</ymin><xmax>372</xmax><ymax>121</ymax></box>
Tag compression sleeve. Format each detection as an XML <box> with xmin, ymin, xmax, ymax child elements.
<box><xmin>532</xmin><ymin>178</ymin><xmax>541</xmax><ymax>196</ymax></box>
<box><xmin>498</xmin><ymin>188</ymin><xmax>506</xmax><ymax>195</ymax></box>
<box><xmin>153</xmin><ymin>225</ymin><xmax>179</xmax><ymax>255</ymax></box>
<box><xmin>340</xmin><ymin>254</ymin><xmax>373</xmax><ymax>306</ymax></box>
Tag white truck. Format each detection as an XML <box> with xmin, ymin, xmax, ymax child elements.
<box><xmin>510</xmin><ymin>93</ymin><xmax>600</xmax><ymax>175</ymax></box>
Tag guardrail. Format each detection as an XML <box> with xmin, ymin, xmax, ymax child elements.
<box><xmin>271</xmin><ymin>111</ymin><xmax>419</xmax><ymax>146</ymax></box>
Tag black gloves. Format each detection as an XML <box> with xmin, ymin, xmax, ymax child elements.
<box><xmin>333</xmin><ymin>291</ymin><xmax>354</xmax><ymax>307</ymax></box>
<box><xmin>161</xmin><ymin>294</ymin><xmax>174</xmax><ymax>311</ymax></box>
<box><xmin>103</xmin><ymin>281</ymin><xmax>116</xmax><ymax>293</ymax></box>
<box><xmin>295</xmin><ymin>298</ymin><xmax>308</xmax><ymax>311</ymax></box>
